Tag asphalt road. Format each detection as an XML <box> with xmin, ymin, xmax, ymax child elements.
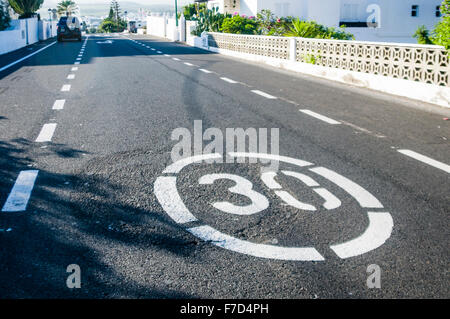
<box><xmin>0</xmin><ymin>34</ymin><xmax>449</xmax><ymax>299</ymax></box>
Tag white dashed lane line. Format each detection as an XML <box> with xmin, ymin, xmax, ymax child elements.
<box><xmin>251</xmin><ymin>90</ymin><xmax>277</xmax><ymax>99</ymax></box>
<box><xmin>67</xmin><ymin>74</ymin><xmax>75</xmax><ymax>80</ymax></box>
<box><xmin>71</xmin><ymin>67</ymin><xmax>78</xmax><ymax>71</ymax></box>
<box><xmin>184</xmin><ymin>62</ymin><xmax>194</xmax><ymax>66</ymax></box>
<box><xmin>299</xmin><ymin>109</ymin><xmax>341</xmax><ymax>125</ymax></box>
<box><xmin>35</xmin><ymin>123</ymin><xmax>57</xmax><ymax>142</ymax></box>
<box><xmin>1</xmin><ymin>170</ymin><xmax>39</xmax><ymax>212</ymax></box>
<box><xmin>220</xmin><ymin>77</ymin><xmax>238</xmax><ymax>84</ymax></box>
<box><xmin>397</xmin><ymin>150</ymin><xmax>450</xmax><ymax>174</ymax></box>
<box><xmin>199</xmin><ymin>69</ymin><xmax>213</xmax><ymax>74</ymax></box>
<box><xmin>74</xmin><ymin>62</ymin><xmax>80</xmax><ymax>65</ymax></box>
<box><xmin>61</xmin><ymin>84</ymin><xmax>71</xmax><ymax>92</ymax></box>
<box><xmin>52</xmin><ymin>99</ymin><xmax>65</xmax><ymax>110</ymax></box>
<box><xmin>172</xmin><ymin>57</ymin><xmax>180</xmax><ymax>61</ymax></box>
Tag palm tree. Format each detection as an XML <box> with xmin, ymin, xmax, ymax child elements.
<box><xmin>8</xmin><ymin>0</ymin><xmax>44</xmax><ymax>19</ymax></box>
<box><xmin>57</xmin><ymin>0</ymin><xmax>77</xmax><ymax>16</ymax></box>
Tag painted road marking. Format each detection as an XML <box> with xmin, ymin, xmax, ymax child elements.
<box><xmin>1</xmin><ymin>170</ymin><xmax>39</xmax><ymax>212</ymax></box>
<box><xmin>172</xmin><ymin>57</ymin><xmax>180</xmax><ymax>61</ymax></box>
<box><xmin>199</xmin><ymin>69</ymin><xmax>213</xmax><ymax>74</ymax></box>
<box><xmin>299</xmin><ymin>109</ymin><xmax>341</xmax><ymax>125</ymax></box>
<box><xmin>71</xmin><ymin>67</ymin><xmax>78</xmax><ymax>71</ymax></box>
<box><xmin>76</xmin><ymin>58</ymin><xmax>82</xmax><ymax>61</ymax></box>
<box><xmin>220</xmin><ymin>77</ymin><xmax>238</xmax><ymax>84</ymax></box>
<box><xmin>35</xmin><ymin>123</ymin><xmax>57</xmax><ymax>142</ymax></box>
<box><xmin>164</xmin><ymin>54</ymin><xmax>171</xmax><ymax>57</ymax></box>
<box><xmin>0</xmin><ymin>42</ymin><xmax>56</xmax><ymax>73</ymax></box>
<box><xmin>310</xmin><ymin>167</ymin><xmax>383</xmax><ymax>208</ymax></box>
<box><xmin>151</xmin><ymin>48</ymin><xmax>156</xmax><ymax>51</ymax></box>
<box><xmin>330</xmin><ymin>212</ymin><xmax>393</xmax><ymax>258</ymax></box>
<box><xmin>52</xmin><ymin>99</ymin><xmax>65</xmax><ymax>110</ymax></box>
<box><xmin>74</xmin><ymin>62</ymin><xmax>80</xmax><ymax>65</ymax></box>
<box><xmin>251</xmin><ymin>90</ymin><xmax>277</xmax><ymax>99</ymax></box>
<box><xmin>61</xmin><ymin>84</ymin><xmax>71</xmax><ymax>92</ymax></box>
<box><xmin>184</xmin><ymin>62</ymin><xmax>194</xmax><ymax>66</ymax></box>
<box><xmin>188</xmin><ymin>225</ymin><xmax>325</xmax><ymax>261</ymax></box>
<box><xmin>67</xmin><ymin>74</ymin><xmax>75</xmax><ymax>80</ymax></box>
<box><xmin>398</xmin><ymin>149</ymin><xmax>450</xmax><ymax>173</ymax></box>
<box><xmin>155</xmin><ymin>153</ymin><xmax>392</xmax><ymax>261</ymax></box>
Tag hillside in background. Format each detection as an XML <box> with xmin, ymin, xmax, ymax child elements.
<box><xmin>38</xmin><ymin>1</ymin><xmax>174</xmax><ymax>17</ymax></box>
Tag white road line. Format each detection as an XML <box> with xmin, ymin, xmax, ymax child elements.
<box><xmin>184</xmin><ymin>62</ymin><xmax>194</xmax><ymax>66</ymax></box>
<box><xmin>0</xmin><ymin>41</ymin><xmax>57</xmax><ymax>73</ymax></box>
<box><xmin>330</xmin><ymin>212</ymin><xmax>393</xmax><ymax>259</ymax></box>
<box><xmin>74</xmin><ymin>62</ymin><xmax>80</xmax><ymax>65</ymax></box>
<box><xmin>67</xmin><ymin>74</ymin><xmax>75</xmax><ymax>80</ymax></box>
<box><xmin>1</xmin><ymin>170</ymin><xmax>39</xmax><ymax>212</ymax></box>
<box><xmin>78</xmin><ymin>54</ymin><xmax>83</xmax><ymax>57</ymax></box>
<box><xmin>61</xmin><ymin>84</ymin><xmax>71</xmax><ymax>92</ymax></box>
<box><xmin>299</xmin><ymin>109</ymin><xmax>341</xmax><ymax>125</ymax></box>
<box><xmin>199</xmin><ymin>69</ymin><xmax>212</xmax><ymax>73</ymax></box>
<box><xmin>157</xmin><ymin>51</ymin><xmax>162</xmax><ymax>54</ymax></box>
<box><xmin>71</xmin><ymin>67</ymin><xmax>78</xmax><ymax>71</ymax></box>
<box><xmin>188</xmin><ymin>225</ymin><xmax>325</xmax><ymax>261</ymax></box>
<box><xmin>251</xmin><ymin>90</ymin><xmax>277</xmax><ymax>99</ymax></box>
<box><xmin>35</xmin><ymin>123</ymin><xmax>57</xmax><ymax>142</ymax></box>
<box><xmin>151</xmin><ymin>48</ymin><xmax>156</xmax><ymax>51</ymax></box>
<box><xmin>52</xmin><ymin>99</ymin><xmax>65</xmax><ymax>110</ymax></box>
<box><xmin>164</xmin><ymin>54</ymin><xmax>170</xmax><ymax>57</ymax></box>
<box><xmin>172</xmin><ymin>57</ymin><xmax>180</xmax><ymax>61</ymax></box>
<box><xmin>310</xmin><ymin>167</ymin><xmax>384</xmax><ymax>208</ymax></box>
<box><xmin>76</xmin><ymin>58</ymin><xmax>82</xmax><ymax>61</ymax></box>
<box><xmin>221</xmin><ymin>77</ymin><xmax>238</xmax><ymax>84</ymax></box>
<box><xmin>398</xmin><ymin>149</ymin><xmax>450</xmax><ymax>173</ymax></box>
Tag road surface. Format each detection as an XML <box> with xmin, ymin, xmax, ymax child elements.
<box><xmin>0</xmin><ymin>34</ymin><xmax>449</xmax><ymax>298</ymax></box>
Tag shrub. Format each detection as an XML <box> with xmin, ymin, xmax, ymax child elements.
<box><xmin>284</xmin><ymin>18</ymin><xmax>354</xmax><ymax>40</ymax></box>
<box><xmin>0</xmin><ymin>0</ymin><xmax>11</xmax><ymax>31</ymax></box>
<box><xmin>221</xmin><ymin>14</ymin><xmax>257</xmax><ymax>34</ymax></box>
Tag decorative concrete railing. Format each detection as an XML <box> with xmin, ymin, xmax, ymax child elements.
<box><xmin>206</xmin><ymin>32</ymin><xmax>450</xmax><ymax>87</ymax></box>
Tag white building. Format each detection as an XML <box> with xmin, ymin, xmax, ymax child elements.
<box><xmin>207</xmin><ymin>0</ymin><xmax>444</xmax><ymax>43</ymax></box>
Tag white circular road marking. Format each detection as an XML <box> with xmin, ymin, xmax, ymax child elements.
<box><xmin>154</xmin><ymin>153</ymin><xmax>393</xmax><ymax>261</ymax></box>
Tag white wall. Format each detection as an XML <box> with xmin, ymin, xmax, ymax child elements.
<box><xmin>0</xmin><ymin>18</ymin><xmax>42</xmax><ymax>56</ymax></box>
<box><xmin>146</xmin><ymin>15</ymin><xmax>167</xmax><ymax>38</ymax></box>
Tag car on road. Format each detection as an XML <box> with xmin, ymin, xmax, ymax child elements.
<box><xmin>57</xmin><ymin>16</ymin><xmax>82</xmax><ymax>42</ymax></box>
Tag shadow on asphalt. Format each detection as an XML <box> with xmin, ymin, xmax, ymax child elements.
<box><xmin>0</xmin><ymin>139</ymin><xmax>195</xmax><ymax>298</ymax></box>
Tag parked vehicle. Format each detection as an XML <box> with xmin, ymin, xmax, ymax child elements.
<box><xmin>128</xmin><ymin>21</ymin><xmax>137</xmax><ymax>33</ymax></box>
<box><xmin>57</xmin><ymin>16</ymin><xmax>82</xmax><ymax>42</ymax></box>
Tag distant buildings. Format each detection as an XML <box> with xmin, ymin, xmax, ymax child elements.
<box><xmin>207</xmin><ymin>0</ymin><xmax>444</xmax><ymax>43</ymax></box>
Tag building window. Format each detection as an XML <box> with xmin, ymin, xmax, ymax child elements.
<box><xmin>436</xmin><ymin>5</ymin><xmax>441</xmax><ymax>17</ymax></box>
<box><xmin>411</xmin><ymin>5</ymin><xmax>419</xmax><ymax>17</ymax></box>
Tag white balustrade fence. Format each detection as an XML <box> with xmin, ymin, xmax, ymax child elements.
<box><xmin>206</xmin><ymin>32</ymin><xmax>449</xmax><ymax>87</ymax></box>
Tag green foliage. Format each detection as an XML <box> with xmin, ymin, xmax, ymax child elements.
<box><xmin>413</xmin><ymin>25</ymin><xmax>433</xmax><ymax>44</ymax></box>
<box><xmin>255</xmin><ymin>10</ymin><xmax>293</xmax><ymax>36</ymax></box>
<box><xmin>0</xmin><ymin>0</ymin><xmax>11</xmax><ymax>31</ymax></box>
<box><xmin>8</xmin><ymin>0</ymin><xmax>44</xmax><ymax>18</ymax></box>
<box><xmin>100</xmin><ymin>1</ymin><xmax>126</xmax><ymax>33</ymax></box>
<box><xmin>413</xmin><ymin>1</ymin><xmax>450</xmax><ymax>51</ymax></box>
<box><xmin>182</xmin><ymin>2</ymin><xmax>206</xmax><ymax>21</ymax></box>
<box><xmin>87</xmin><ymin>27</ymin><xmax>97</xmax><ymax>34</ymax></box>
<box><xmin>431</xmin><ymin>0</ymin><xmax>450</xmax><ymax>50</ymax></box>
<box><xmin>221</xmin><ymin>14</ymin><xmax>258</xmax><ymax>35</ymax></box>
<box><xmin>192</xmin><ymin>7</ymin><xmax>230</xmax><ymax>36</ymax></box>
<box><xmin>284</xmin><ymin>18</ymin><xmax>354</xmax><ymax>40</ymax></box>
<box><xmin>57</xmin><ymin>0</ymin><xmax>77</xmax><ymax>16</ymax></box>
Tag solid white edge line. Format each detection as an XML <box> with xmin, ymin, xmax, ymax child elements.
<box><xmin>52</xmin><ymin>99</ymin><xmax>65</xmax><ymax>110</ymax></box>
<box><xmin>1</xmin><ymin>170</ymin><xmax>39</xmax><ymax>212</ymax></box>
<box><xmin>251</xmin><ymin>90</ymin><xmax>277</xmax><ymax>99</ymax></box>
<box><xmin>35</xmin><ymin>123</ymin><xmax>57</xmax><ymax>142</ymax></box>
<box><xmin>0</xmin><ymin>41</ymin><xmax>57</xmax><ymax>73</ymax></box>
<box><xmin>299</xmin><ymin>109</ymin><xmax>341</xmax><ymax>125</ymax></box>
<box><xmin>398</xmin><ymin>149</ymin><xmax>450</xmax><ymax>173</ymax></box>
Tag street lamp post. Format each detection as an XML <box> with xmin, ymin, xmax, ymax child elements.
<box><xmin>175</xmin><ymin>0</ymin><xmax>178</xmax><ymax>27</ymax></box>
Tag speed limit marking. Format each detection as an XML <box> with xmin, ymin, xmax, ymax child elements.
<box><xmin>154</xmin><ymin>152</ymin><xmax>393</xmax><ymax>261</ymax></box>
